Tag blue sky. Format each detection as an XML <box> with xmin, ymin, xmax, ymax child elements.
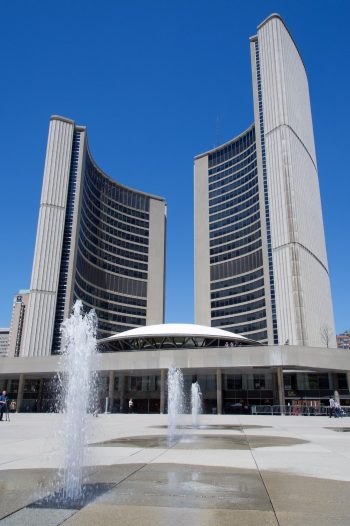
<box><xmin>0</xmin><ymin>0</ymin><xmax>349</xmax><ymax>334</ymax></box>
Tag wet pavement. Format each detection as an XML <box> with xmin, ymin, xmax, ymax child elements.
<box><xmin>91</xmin><ymin>434</ymin><xmax>307</xmax><ymax>449</ymax></box>
<box><xmin>1</xmin><ymin>414</ymin><xmax>350</xmax><ymax>525</ymax></box>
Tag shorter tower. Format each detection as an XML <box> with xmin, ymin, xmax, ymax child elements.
<box><xmin>23</xmin><ymin>116</ymin><xmax>166</xmax><ymax>356</ymax></box>
<box><xmin>0</xmin><ymin>328</ymin><xmax>9</xmax><ymax>357</ymax></box>
<box><xmin>8</xmin><ymin>290</ymin><xmax>30</xmax><ymax>357</ymax></box>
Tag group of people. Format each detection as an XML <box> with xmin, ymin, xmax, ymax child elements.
<box><xmin>0</xmin><ymin>391</ymin><xmax>17</xmax><ymax>420</ymax></box>
<box><xmin>329</xmin><ymin>397</ymin><xmax>343</xmax><ymax>418</ymax></box>
<box><xmin>0</xmin><ymin>390</ymin><xmax>9</xmax><ymax>421</ymax></box>
<box><xmin>224</xmin><ymin>341</ymin><xmax>238</xmax><ymax>348</ymax></box>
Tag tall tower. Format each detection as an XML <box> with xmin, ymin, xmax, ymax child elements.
<box><xmin>23</xmin><ymin>116</ymin><xmax>166</xmax><ymax>356</ymax></box>
<box><xmin>194</xmin><ymin>14</ymin><xmax>336</xmax><ymax>347</ymax></box>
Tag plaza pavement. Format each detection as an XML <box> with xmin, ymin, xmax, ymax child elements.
<box><xmin>0</xmin><ymin>413</ymin><xmax>350</xmax><ymax>525</ymax></box>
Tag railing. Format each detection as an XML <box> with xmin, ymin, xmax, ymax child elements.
<box><xmin>251</xmin><ymin>405</ymin><xmax>350</xmax><ymax>416</ymax></box>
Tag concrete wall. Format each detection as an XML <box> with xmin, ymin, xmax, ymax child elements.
<box><xmin>194</xmin><ymin>155</ymin><xmax>211</xmax><ymax>326</ymax></box>
<box><xmin>255</xmin><ymin>15</ymin><xmax>336</xmax><ymax>347</ymax></box>
<box><xmin>2</xmin><ymin>345</ymin><xmax>350</xmax><ymax>375</ymax></box>
<box><xmin>146</xmin><ymin>198</ymin><xmax>166</xmax><ymax>324</ymax></box>
<box><xmin>22</xmin><ymin>117</ymin><xmax>74</xmax><ymax>357</ymax></box>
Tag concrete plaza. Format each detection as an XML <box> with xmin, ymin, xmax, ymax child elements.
<box><xmin>1</xmin><ymin>413</ymin><xmax>350</xmax><ymax>525</ymax></box>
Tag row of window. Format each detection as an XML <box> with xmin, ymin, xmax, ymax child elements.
<box><xmin>78</xmin><ymin>241</ymin><xmax>148</xmax><ymax>280</ymax></box>
<box><xmin>79</xmin><ymin>217</ymin><xmax>148</xmax><ymax>263</ymax></box>
<box><xmin>82</xmin><ymin>191</ymin><xmax>149</xmax><ymax>239</ymax></box>
<box><xmin>211</xmin><ymin>289</ymin><xmax>265</xmax><ymax>316</ymax></box>
<box><xmin>210</xmin><ymin>228</ymin><xmax>261</xmax><ymax>256</ymax></box>
<box><xmin>210</xmin><ymin>220</ymin><xmax>261</xmax><ymax>249</ymax></box>
<box><xmin>209</xmin><ymin>200</ymin><xmax>260</xmax><ymax>232</ymax></box>
<box><xmin>209</xmin><ymin>174</ymin><xmax>258</xmax><ymax>209</ymax></box>
<box><xmin>83</xmin><ymin>180</ymin><xmax>150</xmax><ymax>228</ymax></box>
<box><xmin>75</xmin><ymin>272</ymin><xmax>147</xmax><ymax>307</ymax></box>
<box><xmin>80</xmin><ymin>212</ymin><xmax>148</xmax><ymax>255</ymax></box>
<box><xmin>85</xmin><ymin>167</ymin><xmax>150</xmax><ymax>220</ymax></box>
<box><xmin>210</xmin><ymin>239</ymin><xmax>262</xmax><ymax>265</ymax></box>
<box><xmin>209</xmin><ymin>151</ymin><xmax>256</xmax><ymax>186</ymax></box>
<box><xmin>212</xmin><ymin>308</ymin><xmax>266</xmax><ymax>325</ymax></box>
<box><xmin>209</xmin><ymin>186</ymin><xmax>259</xmax><ymax>222</ymax></box>
<box><xmin>211</xmin><ymin>277</ymin><xmax>265</xmax><ymax>301</ymax></box>
<box><xmin>209</xmin><ymin>159</ymin><xmax>258</xmax><ymax>191</ymax></box>
<box><xmin>81</xmin><ymin>207</ymin><xmax>149</xmax><ymax>247</ymax></box>
<box><xmin>208</xmin><ymin>128</ymin><xmax>255</xmax><ymax>168</ymax></box>
<box><xmin>210</xmin><ymin>250</ymin><xmax>263</xmax><ymax>281</ymax></box>
<box><xmin>211</xmin><ymin>268</ymin><xmax>264</xmax><ymax>291</ymax></box>
<box><xmin>211</xmin><ymin>298</ymin><xmax>266</xmax><ymax>319</ymax></box>
<box><xmin>79</xmin><ymin>229</ymin><xmax>148</xmax><ymax>271</ymax></box>
<box><xmin>212</xmin><ymin>318</ymin><xmax>267</xmax><ymax>333</ymax></box>
<box><xmin>210</xmin><ymin>212</ymin><xmax>261</xmax><ymax>241</ymax></box>
<box><xmin>208</xmin><ymin>143</ymin><xmax>256</xmax><ymax>178</ymax></box>
<box><xmin>76</xmin><ymin>252</ymin><xmax>147</xmax><ymax>297</ymax></box>
<box><xmin>85</xmin><ymin>155</ymin><xmax>150</xmax><ymax>212</ymax></box>
<box><xmin>74</xmin><ymin>282</ymin><xmax>147</xmax><ymax>318</ymax></box>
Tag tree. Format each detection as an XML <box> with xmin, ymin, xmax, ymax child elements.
<box><xmin>320</xmin><ymin>324</ymin><xmax>333</xmax><ymax>348</ymax></box>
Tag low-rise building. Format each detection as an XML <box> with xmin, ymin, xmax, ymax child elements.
<box><xmin>337</xmin><ymin>331</ymin><xmax>350</xmax><ymax>349</ymax></box>
<box><xmin>8</xmin><ymin>291</ymin><xmax>30</xmax><ymax>358</ymax></box>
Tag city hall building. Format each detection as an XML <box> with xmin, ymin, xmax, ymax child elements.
<box><xmin>1</xmin><ymin>14</ymin><xmax>349</xmax><ymax>414</ymax></box>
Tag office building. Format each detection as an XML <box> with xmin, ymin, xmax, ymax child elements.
<box><xmin>7</xmin><ymin>290</ymin><xmax>30</xmax><ymax>358</ymax></box>
<box><xmin>0</xmin><ymin>328</ymin><xmax>9</xmax><ymax>357</ymax></box>
<box><xmin>194</xmin><ymin>14</ymin><xmax>336</xmax><ymax>347</ymax></box>
<box><xmin>22</xmin><ymin>116</ymin><xmax>166</xmax><ymax>357</ymax></box>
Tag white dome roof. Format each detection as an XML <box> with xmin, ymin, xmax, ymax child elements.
<box><xmin>102</xmin><ymin>323</ymin><xmax>249</xmax><ymax>342</ymax></box>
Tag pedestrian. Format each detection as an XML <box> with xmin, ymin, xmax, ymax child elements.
<box><xmin>329</xmin><ymin>397</ymin><xmax>336</xmax><ymax>418</ymax></box>
<box><xmin>128</xmin><ymin>398</ymin><xmax>134</xmax><ymax>413</ymax></box>
<box><xmin>0</xmin><ymin>391</ymin><xmax>8</xmax><ymax>421</ymax></box>
<box><xmin>335</xmin><ymin>401</ymin><xmax>342</xmax><ymax>418</ymax></box>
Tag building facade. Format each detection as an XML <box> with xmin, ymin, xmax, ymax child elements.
<box><xmin>0</xmin><ymin>328</ymin><xmax>9</xmax><ymax>357</ymax></box>
<box><xmin>7</xmin><ymin>290</ymin><xmax>30</xmax><ymax>358</ymax></box>
<box><xmin>337</xmin><ymin>331</ymin><xmax>350</xmax><ymax>350</ymax></box>
<box><xmin>194</xmin><ymin>14</ymin><xmax>336</xmax><ymax>347</ymax></box>
<box><xmin>1</xmin><ymin>324</ymin><xmax>350</xmax><ymax>414</ymax></box>
<box><xmin>22</xmin><ymin>116</ymin><xmax>166</xmax><ymax>357</ymax></box>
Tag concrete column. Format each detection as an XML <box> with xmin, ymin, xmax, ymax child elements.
<box><xmin>37</xmin><ymin>379</ymin><xmax>44</xmax><ymax>412</ymax></box>
<box><xmin>16</xmin><ymin>374</ymin><xmax>25</xmax><ymax>413</ymax></box>
<box><xmin>108</xmin><ymin>370</ymin><xmax>115</xmax><ymax>413</ymax></box>
<box><xmin>347</xmin><ymin>372</ymin><xmax>350</xmax><ymax>394</ymax></box>
<box><xmin>276</xmin><ymin>367</ymin><xmax>285</xmax><ymax>414</ymax></box>
<box><xmin>328</xmin><ymin>373</ymin><xmax>334</xmax><ymax>390</ymax></box>
<box><xmin>216</xmin><ymin>368</ymin><xmax>222</xmax><ymax>415</ymax></box>
<box><xmin>160</xmin><ymin>369</ymin><xmax>165</xmax><ymax>414</ymax></box>
<box><xmin>119</xmin><ymin>374</ymin><xmax>125</xmax><ymax>413</ymax></box>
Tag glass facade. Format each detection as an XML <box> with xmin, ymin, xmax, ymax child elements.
<box><xmin>49</xmin><ymin>124</ymin><xmax>164</xmax><ymax>352</ymax></box>
<box><xmin>72</xmin><ymin>152</ymin><xmax>151</xmax><ymax>339</ymax></box>
<box><xmin>52</xmin><ymin>131</ymin><xmax>81</xmax><ymax>352</ymax></box>
<box><xmin>208</xmin><ymin>126</ymin><xmax>268</xmax><ymax>343</ymax></box>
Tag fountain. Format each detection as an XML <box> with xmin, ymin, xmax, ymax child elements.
<box><xmin>167</xmin><ymin>365</ymin><xmax>184</xmax><ymax>443</ymax></box>
<box><xmin>191</xmin><ymin>381</ymin><xmax>202</xmax><ymax>427</ymax></box>
<box><xmin>57</xmin><ymin>300</ymin><xmax>97</xmax><ymax>501</ymax></box>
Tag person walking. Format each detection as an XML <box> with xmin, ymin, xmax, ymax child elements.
<box><xmin>128</xmin><ymin>398</ymin><xmax>134</xmax><ymax>413</ymax></box>
<box><xmin>335</xmin><ymin>401</ymin><xmax>342</xmax><ymax>418</ymax></box>
<box><xmin>329</xmin><ymin>397</ymin><xmax>336</xmax><ymax>418</ymax></box>
<box><xmin>0</xmin><ymin>391</ymin><xmax>8</xmax><ymax>421</ymax></box>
